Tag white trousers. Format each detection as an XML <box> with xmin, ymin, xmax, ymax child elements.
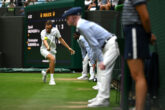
<box><xmin>96</xmin><ymin>36</ymin><xmax>120</xmax><ymax>100</ymax></box>
<box><xmin>95</xmin><ymin>62</ymin><xmax>101</xmax><ymax>87</ymax></box>
<box><xmin>82</xmin><ymin>55</ymin><xmax>95</xmax><ymax>77</ymax></box>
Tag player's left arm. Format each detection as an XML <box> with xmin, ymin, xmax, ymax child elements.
<box><xmin>135</xmin><ymin>3</ymin><xmax>156</xmax><ymax>44</ymax></box>
<box><xmin>135</xmin><ymin>3</ymin><xmax>151</xmax><ymax>33</ymax></box>
<box><xmin>58</xmin><ymin>37</ymin><xmax>75</xmax><ymax>55</ymax></box>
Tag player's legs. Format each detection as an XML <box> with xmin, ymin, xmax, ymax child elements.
<box><xmin>127</xmin><ymin>59</ymin><xmax>147</xmax><ymax>110</ymax></box>
<box><xmin>47</xmin><ymin>54</ymin><xmax>55</xmax><ymax>73</ymax></box>
<box><xmin>46</xmin><ymin>68</ymin><xmax>50</xmax><ymax>73</ymax></box>
<box><xmin>123</xmin><ymin>25</ymin><xmax>150</xmax><ymax>110</ymax></box>
<box><xmin>40</xmin><ymin>49</ymin><xmax>56</xmax><ymax>85</ymax></box>
<box><xmin>46</xmin><ymin>54</ymin><xmax>56</xmax><ymax>85</ymax></box>
<box><xmin>41</xmin><ymin>67</ymin><xmax>50</xmax><ymax>83</ymax></box>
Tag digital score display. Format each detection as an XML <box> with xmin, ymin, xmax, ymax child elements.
<box><xmin>24</xmin><ymin>8</ymin><xmax>72</xmax><ymax>68</ymax></box>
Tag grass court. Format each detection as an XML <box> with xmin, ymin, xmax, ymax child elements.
<box><xmin>0</xmin><ymin>73</ymin><xmax>120</xmax><ymax>110</ymax></box>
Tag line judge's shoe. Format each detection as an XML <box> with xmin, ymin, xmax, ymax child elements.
<box><xmin>77</xmin><ymin>75</ymin><xmax>88</xmax><ymax>80</ymax></box>
<box><xmin>89</xmin><ymin>75</ymin><xmax>95</xmax><ymax>81</ymax></box>
<box><xmin>92</xmin><ymin>85</ymin><xmax>99</xmax><ymax>90</ymax></box>
<box><xmin>87</xmin><ymin>99</ymin><xmax>109</xmax><ymax>107</ymax></box>
<box><xmin>49</xmin><ymin>79</ymin><xmax>56</xmax><ymax>85</ymax></box>
<box><xmin>88</xmin><ymin>97</ymin><xmax>97</xmax><ymax>103</ymax></box>
<box><xmin>41</xmin><ymin>70</ymin><xmax>47</xmax><ymax>83</ymax></box>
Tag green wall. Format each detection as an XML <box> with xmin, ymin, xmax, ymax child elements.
<box><xmin>148</xmin><ymin>0</ymin><xmax>165</xmax><ymax>108</ymax></box>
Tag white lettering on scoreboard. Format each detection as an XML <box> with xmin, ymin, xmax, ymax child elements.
<box><xmin>27</xmin><ymin>24</ymin><xmax>40</xmax><ymax>49</ymax></box>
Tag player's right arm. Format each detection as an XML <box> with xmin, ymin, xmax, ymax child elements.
<box><xmin>43</xmin><ymin>40</ymin><xmax>50</xmax><ymax>51</ymax></box>
<box><xmin>41</xmin><ymin>30</ymin><xmax>50</xmax><ymax>51</ymax></box>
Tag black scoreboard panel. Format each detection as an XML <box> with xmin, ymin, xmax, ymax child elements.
<box><xmin>24</xmin><ymin>8</ymin><xmax>72</xmax><ymax>67</ymax></box>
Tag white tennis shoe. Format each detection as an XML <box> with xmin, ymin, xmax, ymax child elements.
<box><xmin>89</xmin><ymin>75</ymin><xmax>95</xmax><ymax>81</ymax></box>
<box><xmin>88</xmin><ymin>97</ymin><xmax>97</xmax><ymax>103</ymax></box>
<box><xmin>49</xmin><ymin>79</ymin><xmax>56</xmax><ymax>85</ymax></box>
<box><xmin>87</xmin><ymin>99</ymin><xmax>109</xmax><ymax>107</ymax></box>
<box><xmin>77</xmin><ymin>75</ymin><xmax>88</xmax><ymax>80</ymax></box>
<box><xmin>41</xmin><ymin>70</ymin><xmax>47</xmax><ymax>83</ymax></box>
<box><xmin>92</xmin><ymin>85</ymin><xmax>99</xmax><ymax>90</ymax></box>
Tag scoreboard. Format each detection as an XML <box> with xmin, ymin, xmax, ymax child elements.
<box><xmin>24</xmin><ymin>8</ymin><xmax>72</xmax><ymax>68</ymax></box>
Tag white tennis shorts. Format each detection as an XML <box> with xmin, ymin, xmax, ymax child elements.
<box><xmin>40</xmin><ymin>49</ymin><xmax>56</xmax><ymax>59</ymax></box>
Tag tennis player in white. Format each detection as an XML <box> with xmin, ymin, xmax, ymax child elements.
<box><xmin>40</xmin><ymin>20</ymin><xmax>75</xmax><ymax>85</ymax></box>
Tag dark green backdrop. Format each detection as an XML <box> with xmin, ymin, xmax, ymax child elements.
<box><xmin>148</xmin><ymin>0</ymin><xmax>165</xmax><ymax>108</ymax></box>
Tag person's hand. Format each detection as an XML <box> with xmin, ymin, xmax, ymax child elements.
<box><xmin>69</xmin><ymin>48</ymin><xmax>75</xmax><ymax>55</ymax></box>
<box><xmin>73</xmin><ymin>32</ymin><xmax>80</xmax><ymax>40</ymax></box>
<box><xmin>99</xmin><ymin>62</ymin><xmax>106</xmax><ymax>70</ymax></box>
<box><xmin>150</xmin><ymin>34</ymin><xmax>156</xmax><ymax>45</ymax></box>
<box><xmin>47</xmin><ymin>47</ymin><xmax>50</xmax><ymax>51</ymax></box>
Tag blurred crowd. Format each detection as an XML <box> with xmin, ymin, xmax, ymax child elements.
<box><xmin>0</xmin><ymin>0</ymin><xmax>123</xmax><ymax>14</ymax></box>
<box><xmin>85</xmin><ymin>0</ymin><xmax>123</xmax><ymax>11</ymax></box>
<box><xmin>0</xmin><ymin>0</ymin><xmax>57</xmax><ymax>15</ymax></box>
<box><xmin>0</xmin><ymin>0</ymin><xmax>56</xmax><ymax>8</ymax></box>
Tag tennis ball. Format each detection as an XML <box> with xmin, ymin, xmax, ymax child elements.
<box><xmin>44</xmin><ymin>37</ymin><xmax>48</xmax><ymax>40</ymax></box>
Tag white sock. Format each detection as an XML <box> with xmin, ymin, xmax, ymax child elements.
<box><xmin>50</xmin><ymin>74</ymin><xmax>54</xmax><ymax>80</ymax></box>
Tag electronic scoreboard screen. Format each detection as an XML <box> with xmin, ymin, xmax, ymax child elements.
<box><xmin>24</xmin><ymin>8</ymin><xmax>72</xmax><ymax>68</ymax></box>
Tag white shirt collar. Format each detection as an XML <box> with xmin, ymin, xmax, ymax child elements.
<box><xmin>79</xmin><ymin>35</ymin><xmax>83</xmax><ymax>40</ymax></box>
<box><xmin>77</xmin><ymin>18</ymin><xmax>83</xmax><ymax>28</ymax></box>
